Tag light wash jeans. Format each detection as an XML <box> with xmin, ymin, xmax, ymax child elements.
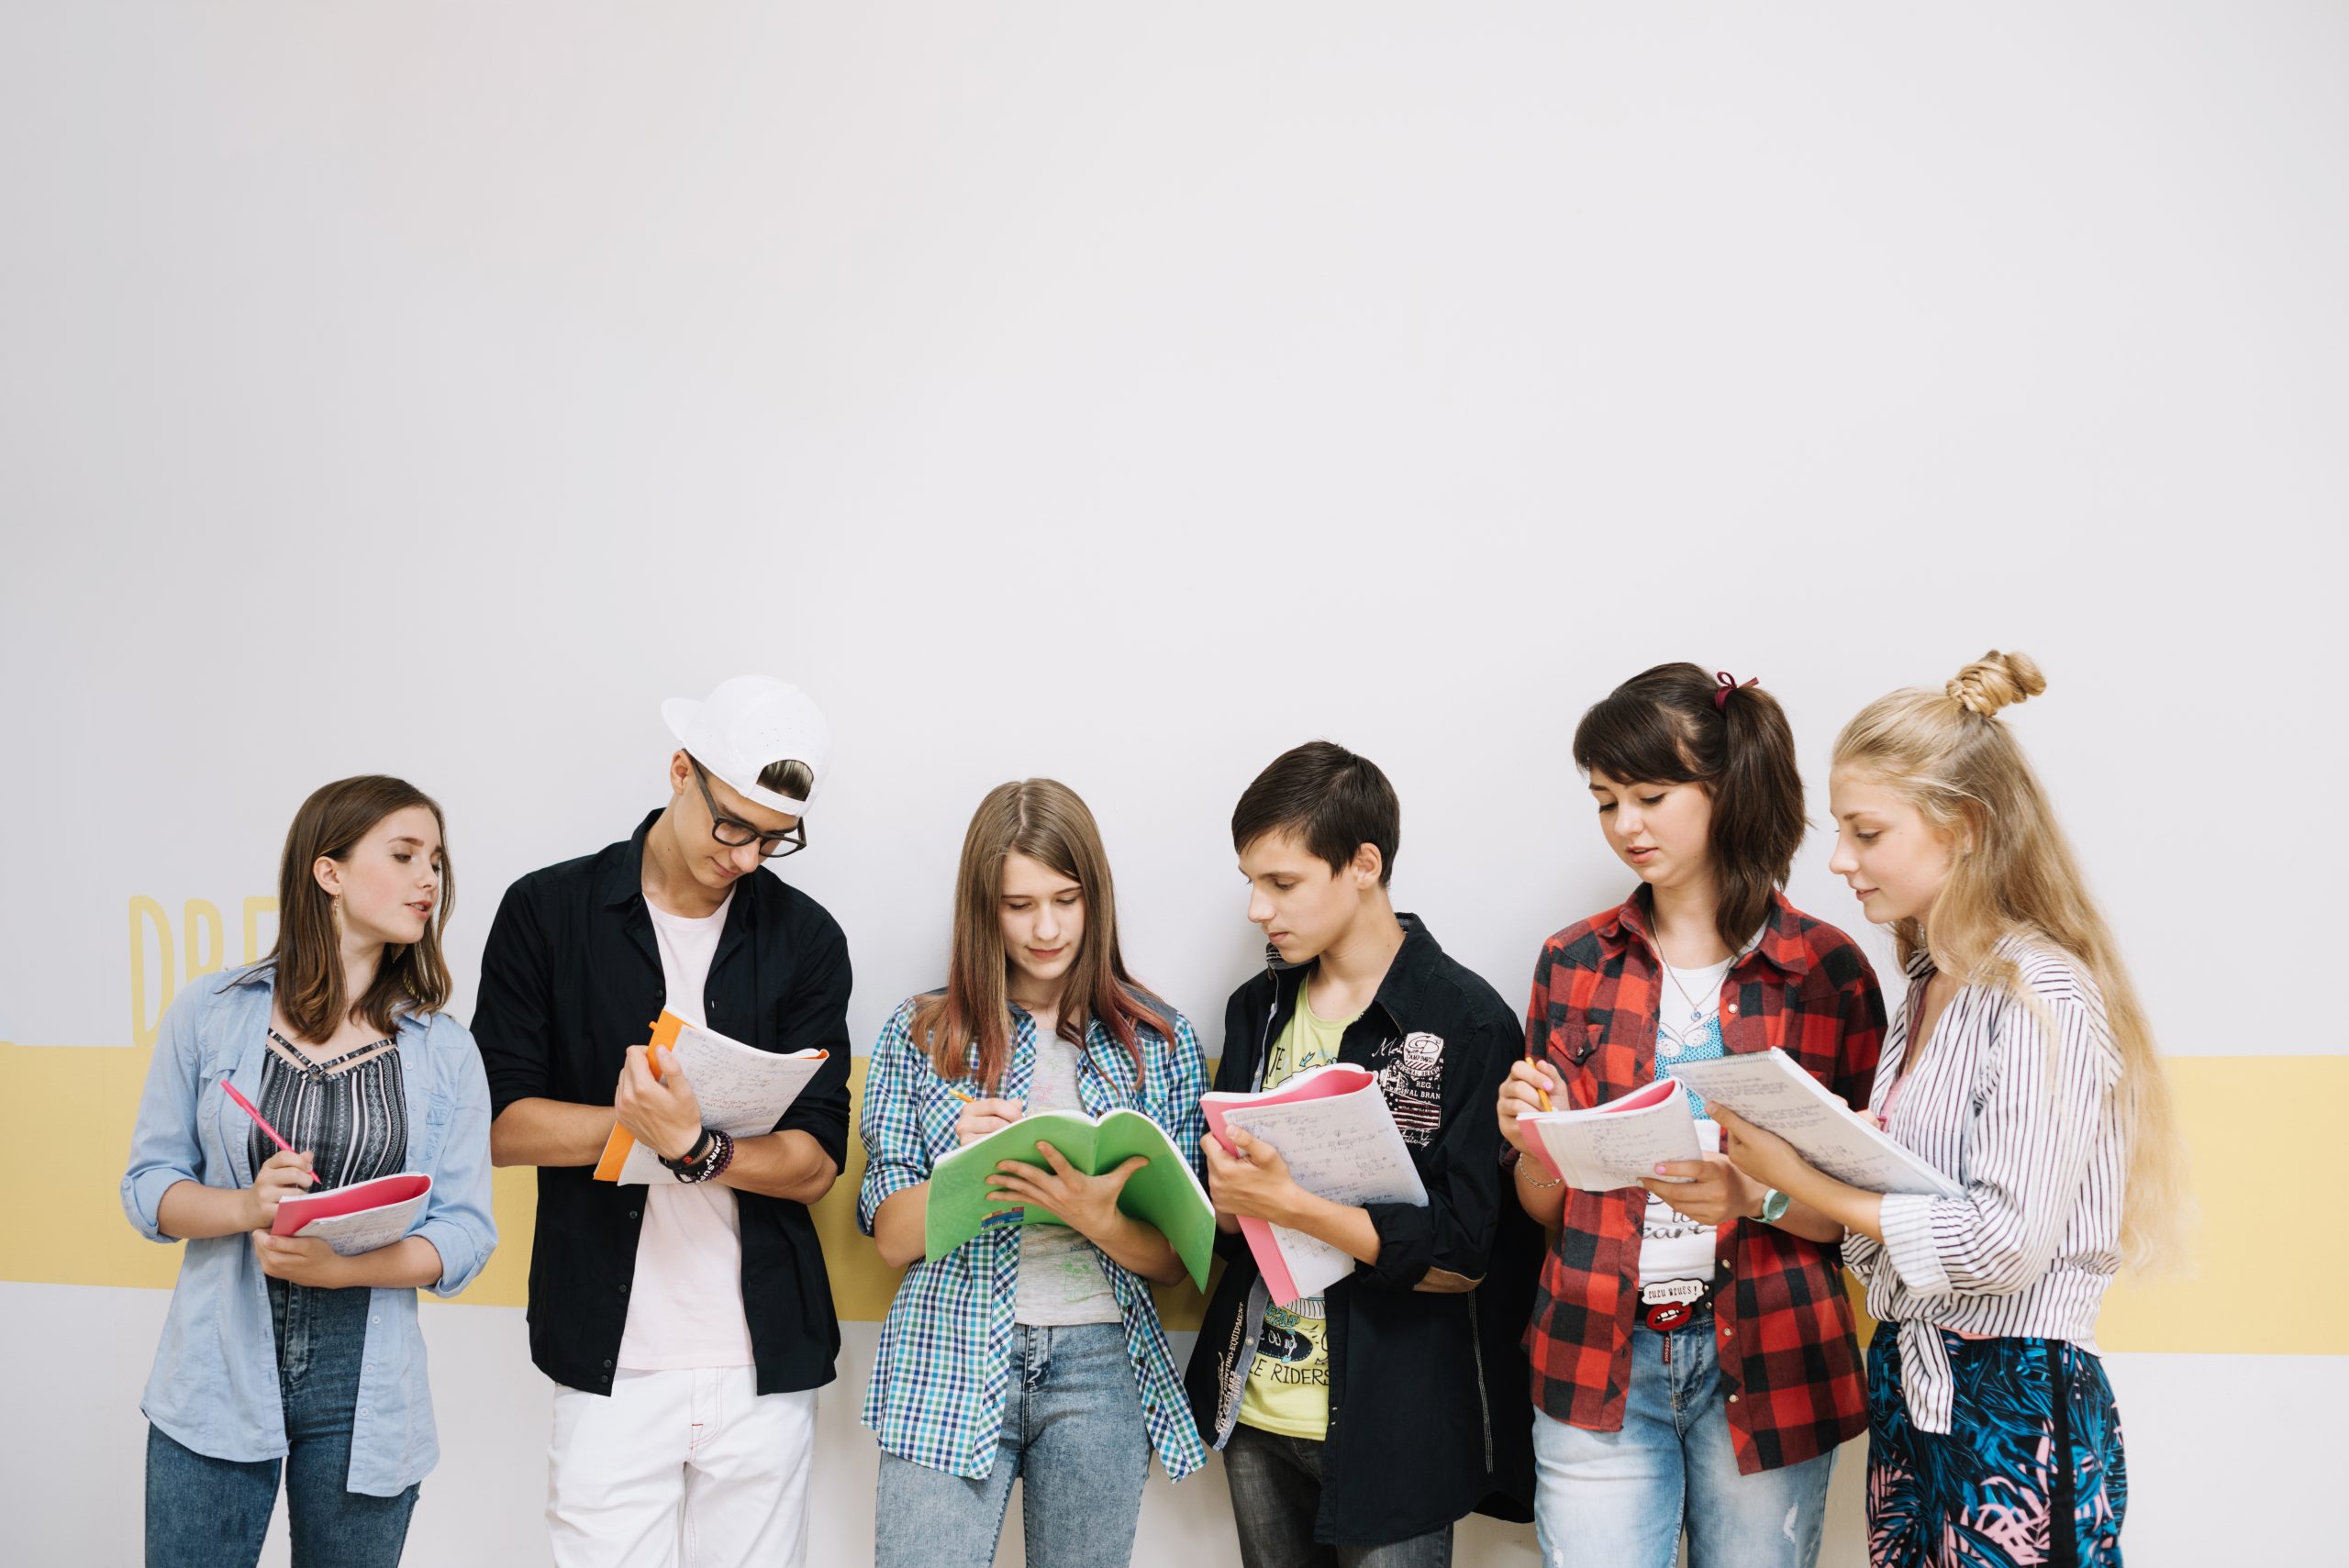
<box><xmin>874</xmin><ymin>1322</ymin><xmax>1150</xmax><ymax>1568</ymax></box>
<box><xmin>144</xmin><ymin>1280</ymin><xmax>419</xmax><ymax>1568</ymax></box>
<box><xmin>1531</xmin><ymin>1310</ymin><xmax>1833</xmax><ymax>1568</ymax></box>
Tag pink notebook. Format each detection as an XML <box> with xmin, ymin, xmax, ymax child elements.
<box><xmin>1518</xmin><ymin>1076</ymin><xmax>1693</xmax><ymax>1189</ymax></box>
<box><xmin>271</xmin><ymin>1172</ymin><xmax>433</xmax><ymax>1255</ymax></box>
<box><xmin>1203</xmin><ymin>1063</ymin><xmax>1422</xmax><ymax>1306</ymax></box>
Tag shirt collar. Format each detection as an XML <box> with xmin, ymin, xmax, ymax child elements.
<box><xmin>598</xmin><ymin>809</ymin><xmax>664</xmax><ymax>910</ymax></box>
<box><xmin>1593</xmin><ymin>885</ymin><xmax>1813</xmax><ymax>979</ymax></box>
<box><xmin>214</xmin><ymin>961</ymin><xmax>429</xmax><ymax>1035</ymax></box>
<box><xmin>1363</xmin><ymin>913</ymin><xmax>1442</xmax><ymax>1028</ymax></box>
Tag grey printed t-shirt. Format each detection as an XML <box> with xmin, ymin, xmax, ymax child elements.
<box><xmin>1013</xmin><ymin>1029</ymin><xmax>1123</xmax><ymax>1327</ymax></box>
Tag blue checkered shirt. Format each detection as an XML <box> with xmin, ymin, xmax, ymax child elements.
<box><xmin>857</xmin><ymin>993</ymin><xmax>1210</xmax><ymax>1481</ymax></box>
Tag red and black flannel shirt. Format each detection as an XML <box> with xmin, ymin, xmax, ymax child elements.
<box><xmin>1519</xmin><ymin>888</ymin><xmax>1886</xmax><ymax>1473</ymax></box>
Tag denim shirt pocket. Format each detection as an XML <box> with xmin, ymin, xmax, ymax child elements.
<box><xmin>204</xmin><ymin>1024</ymin><xmax>262</xmax><ymax>1194</ymax></box>
<box><xmin>405</xmin><ymin>1025</ymin><xmax>452</xmax><ymax>1173</ymax></box>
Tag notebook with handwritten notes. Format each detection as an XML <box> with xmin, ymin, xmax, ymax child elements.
<box><xmin>1202</xmin><ymin>1063</ymin><xmax>1427</xmax><ymax>1307</ymax></box>
<box><xmin>592</xmin><ymin>1011</ymin><xmax>829</xmax><ymax>1184</ymax></box>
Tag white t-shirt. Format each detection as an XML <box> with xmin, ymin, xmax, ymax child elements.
<box><xmin>1637</xmin><ymin>952</ymin><xmax>1735</xmax><ymax>1289</ymax></box>
<box><xmin>1012</xmin><ymin>1028</ymin><xmax>1122</xmax><ymax>1327</ymax></box>
<box><xmin>615</xmin><ymin>891</ymin><xmax>757</xmax><ymax>1370</ymax></box>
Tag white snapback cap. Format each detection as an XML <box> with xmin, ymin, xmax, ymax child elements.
<box><xmin>662</xmin><ymin>676</ymin><xmax>833</xmax><ymax>816</ymax></box>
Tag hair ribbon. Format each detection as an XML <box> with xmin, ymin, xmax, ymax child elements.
<box><xmin>1713</xmin><ymin>671</ymin><xmax>1758</xmax><ymax>710</ymax></box>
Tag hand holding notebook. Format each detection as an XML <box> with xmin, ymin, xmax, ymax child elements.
<box><xmin>596</xmin><ymin>1012</ymin><xmax>830</xmax><ymax>1184</ymax></box>
<box><xmin>1203</xmin><ymin>1063</ymin><xmax>1428</xmax><ymax>1307</ymax></box>
<box><xmin>924</xmin><ymin>1108</ymin><xmax>1216</xmax><ymax>1288</ymax></box>
<box><xmin>1519</xmin><ymin>1077</ymin><xmax>1703</xmax><ymax>1191</ymax></box>
<box><xmin>1666</xmin><ymin>1048</ymin><xmax>1963</xmax><ymax>1198</ymax></box>
<box><xmin>270</xmin><ymin>1173</ymin><xmax>434</xmax><ymax>1256</ymax></box>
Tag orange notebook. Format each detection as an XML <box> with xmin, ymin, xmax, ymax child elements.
<box><xmin>593</xmin><ymin>1011</ymin><xmax>830</xmax><ymax>1184</ymax></box>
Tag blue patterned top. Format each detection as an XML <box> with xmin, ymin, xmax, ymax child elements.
<box><xmin>857</xmin><ymin>993</ymin><xmax>1210</xmax><ymax>1481</ymax></box>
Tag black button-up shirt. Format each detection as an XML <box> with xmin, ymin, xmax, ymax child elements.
<box><xmin>471</xmin><ymin>810</ymin><xmax>854</xmax><ymax>1397</ymax></box>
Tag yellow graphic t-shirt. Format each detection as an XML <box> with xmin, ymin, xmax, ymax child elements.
<box><xmin>1236</xmin><ymin>983</ymin><xmax>1356</xmax><ymax>1439</ymax></box>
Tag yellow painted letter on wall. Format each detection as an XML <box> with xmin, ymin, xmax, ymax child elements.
<box><xmin>185</xmin><ymin>898</ymin><xmax>225</xmax><ymax>982</ymax></box>
<box><xmin>242</xmin><ymin>895</ymin><xmax>276</xmax><ymax>966</ymax></box>
<box><xmin>129</xmin><ymin>896</ymin><xmax>173</xmax><ymax>1049</ymax></box>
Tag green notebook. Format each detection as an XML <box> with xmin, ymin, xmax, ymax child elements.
<box><xmin>922</xmin><ymin>1108</ymin><xmax>1216</xmax><ymax>1290</ymax></box>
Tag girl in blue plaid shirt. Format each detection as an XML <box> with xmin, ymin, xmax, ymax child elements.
<box><xmin>858</xmin><ymin>779</ymin><xmax>1209</xmax><ymax>1568</ymax></box>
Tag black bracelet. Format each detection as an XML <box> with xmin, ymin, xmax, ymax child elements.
<box><xmin>660</xmin><ymin>1129</ymin><xmax>715</xmax><ymax>1178</ymax></box>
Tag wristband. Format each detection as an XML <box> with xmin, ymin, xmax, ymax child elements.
<box><xmin>661</xmin><ymin>1129</ymin><xmax>715</xmax><ymax>1178</ymax></box>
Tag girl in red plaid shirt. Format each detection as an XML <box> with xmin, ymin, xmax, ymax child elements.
<box><xmin>1497</xmin><ymin>663</ymin><xmax>1887</xmax><ymax>1568</ymax></box>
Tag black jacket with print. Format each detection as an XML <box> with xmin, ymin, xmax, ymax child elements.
<box><xmin>1182</xmin><ymin>915</ymin><xmax>1541</xmax><ymax>1545</ymax></box>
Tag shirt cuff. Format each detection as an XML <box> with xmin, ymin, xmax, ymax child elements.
<box><xmin>413</xmin><ymin>1215</ymin><xmax>492</xmax><ymax>1297</ymax></box>
<box><xmin>1878</xmin><ymin>1193</ymin><xmax>1954</xmax><ymax>1297</ymax></box>
<box><xmin>123</xmin><ymin>1169</ymin><xmax>192</xmax><ymax>1243</ymax></box>
<box><xmin>857</xmin><ymin>1162</ymin><xmax>925</xmax><ymax>1236</ymax></box>
<box><xmin>1358</xmin><ymin>1201</ymin><xmax>1434</xmax><ymax>1289</ymax></box>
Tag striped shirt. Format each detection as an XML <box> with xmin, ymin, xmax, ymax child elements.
<box><xmin>247</xmin><ymin>1029</ymin><xmax>408</xmax><ymax>1193</ymax></box>
<box><xmin>857</xmin><ymin>993</ymin><xmax>1209</xmax><ymax>1481</ymax></box>
<box><xmin>1843</xmin><ymin>940</ymin><xmax>2126</xmax><ymax>1435</ymax></box>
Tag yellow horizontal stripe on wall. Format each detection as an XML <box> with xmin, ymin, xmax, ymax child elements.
<box><xmin>3</xmin><ymin>1046</ymin><xmax>2334</xmax><ymax>1354</ymax></box>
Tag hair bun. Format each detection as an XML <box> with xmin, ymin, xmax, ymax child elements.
<box><xmin>1945</xmin><ymin>650</ymin><xmax>2046</xmax><ymax>718</ymax></box>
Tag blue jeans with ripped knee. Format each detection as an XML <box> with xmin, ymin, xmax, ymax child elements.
<box><xmin>1531</xmin><ymin>1308</ymin><xmax>1834</xmax><ymax>1568</ymax></box>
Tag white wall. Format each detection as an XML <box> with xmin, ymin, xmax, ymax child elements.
<box><xmin>3</xmin><ymin>4</ymin><xmax>2341</xmax><ymax>1564</ymax></box>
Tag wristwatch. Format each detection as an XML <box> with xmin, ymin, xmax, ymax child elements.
<box><xmin>1756</xmin><ymin>1187</ymin><xmax>1791</xmax><ymax>1224</ymax></box>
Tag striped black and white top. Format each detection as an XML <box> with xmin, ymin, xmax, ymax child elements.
<box><xmin>1841</xmin><ymin>939</ymin><xmax>2126</xmax><ymax>1435</ymax></box>
<box><xmin>247</xmin><ymin>1028</ymin><xmax>409</xmax><ymax>1194</ymax></box>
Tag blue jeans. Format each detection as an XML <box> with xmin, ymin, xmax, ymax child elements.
<box><xmin>1531</xmin><ymin>1311</ymin><xmax>1833</xmax><ymax>1568</ymax></box>
<box><xmin>1221</xmin><ymin>1422</ymin><xmax>1453</xmax><ymax>1568</ymax></box>
<box><xmin>874</xmin><ymin>1322</ymin><xmax>1151</xmax><ymax>1568</ymax></box>
<box><xmin>145</xmin><ymin>1281</ymin><xmax>419</xmax><ymax>1568</ymax></box>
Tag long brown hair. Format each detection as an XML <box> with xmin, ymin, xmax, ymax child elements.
<box><xmin>1834</xmin><ymin>651</ymin><xmax>2190</xmax><ymax>1273</ymax></box>
<box><xmin>267</xmin><ymin>775</ymin><xmax>455</xmax><ymax>1040</ymax></box>
<box><xmin>913</xmin><ymin>779</ymin><xmax>1170</xmax><ymax>1093</ymax></box>
<box><xmin>1572</xmin><ymin>662</ymin><xmax>1807</xmax><ymax>953</ymax></box>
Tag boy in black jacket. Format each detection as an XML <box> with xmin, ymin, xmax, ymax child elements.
<box><xmin>1185</xmin><ymin>741</ymin><xmax>1537</xmax><ymax>1565</ymax></box>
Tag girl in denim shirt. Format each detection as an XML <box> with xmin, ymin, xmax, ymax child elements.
<box><xmin>858</xmin><ymin>779</ymin><xmax>1208</xmax><ymax>1568</ymax></box>
<box><xmin>121</xmin><ymin>775</ymin><xmax>496</xmax><ymax>1568</ymax></box>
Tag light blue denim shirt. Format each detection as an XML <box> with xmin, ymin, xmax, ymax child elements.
<box><xmin>120</xmin><ymin>963</ymin><xmax>497</xmax><ymax>1496</ymax></box>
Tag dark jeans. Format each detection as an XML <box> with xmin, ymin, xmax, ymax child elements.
<box><xmin>1222</xmin><ymin>1421</ymin><xmax>1453</xmax><ymax>1568</ymax></box>
<box><xmin>145</xmin><ymin>1281</ymin><xmax>419</xmax><ymax>1568</ymax></box>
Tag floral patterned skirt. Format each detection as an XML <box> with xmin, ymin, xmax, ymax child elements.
<box><xmin>1866</xmin><ymin>1329</ymin><xmax>2127</xmax><ymax>1567</ymax></box>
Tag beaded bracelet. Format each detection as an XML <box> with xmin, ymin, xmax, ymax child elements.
<box><xmin>699</xmin><ymin>1129</ymin><xmax>736</xmax><ymax>1184</ymax></box>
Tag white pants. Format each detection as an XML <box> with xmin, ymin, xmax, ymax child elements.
<box><xmin>548</xmin><ymin>1366</ymin><xmax>818</xmax><ymax>1568</ymax></box>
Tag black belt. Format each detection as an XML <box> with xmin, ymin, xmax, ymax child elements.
<box><xmin>1635</xmin><ymin>1275</ymin><xmax>1720</xmax><ymax>1332</ymax></box>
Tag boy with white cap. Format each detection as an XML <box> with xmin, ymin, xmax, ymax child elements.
<box><xmin>473</xmin><ymin>676</ymin><xmax>853</xmax><ymax>1568</ymax></box>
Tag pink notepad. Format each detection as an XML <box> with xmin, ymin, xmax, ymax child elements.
<box><xmin>270</xmin><ymin>1173</ymin><xmax>433</xmax><ymax>1255</ymax></box>
<box><xmin>1203</xmin><ymin>1063</ymin><xmax>1424</xmax><ymax>1306</ymax></box>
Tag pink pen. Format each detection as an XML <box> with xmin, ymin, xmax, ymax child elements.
<box><xmin>219</xmin><ymin>1078</ymin><xmax>295</xmax><ymax>1155</ymax></box>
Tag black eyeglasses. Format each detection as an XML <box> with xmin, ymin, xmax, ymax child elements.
<box><xmin>689</xmin><ymin>758</ymin><xmax>807</xmax><ymax>859</ymax></box>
